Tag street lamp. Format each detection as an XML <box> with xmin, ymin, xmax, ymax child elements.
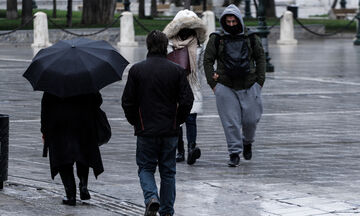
<box><xmin>244</xmin><ymin>0</ymin><xmax>252</xmax><ymax>19</ymax></box>
<box><xmin>354</xmin><ymin>0</ymin><xmax>360</xmax><ymax>45</ymax></box>
<box><xmin>256</xmin><ymin>0</ymin><xmax>274</xmax><ymax>72</ymax></box>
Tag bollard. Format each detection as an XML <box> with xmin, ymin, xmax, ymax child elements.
<box><xmin>354</xmin><ymin>0</ymin><xmax>360</xmax><ymax>45</ymax></box>
<box><xmin>0</xmin><ymin>114</ymin><xmax>9</xmax><ymax>190</ymax></box>
<box><xmin>117</xmin><ymin>12</ymin><xmax>138</xmax><ymax>47</ymax></box>
<box><xmin>31</xmin><ymin>11</ymin><xmax>52</xmax><ymax>56</ymax></box>
<box><xmin>202</xmin><ymin>11</ymin><xmax>216</xmax><ymax>45</ymax></box>
<box><xmin>277</xmin><ymin>11</ymin><xmax>298</xmax><ymax>45</ymax></box>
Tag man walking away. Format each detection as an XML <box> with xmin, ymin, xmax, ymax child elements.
<box><xmin>203</xmin><ymin>4</ymin><xmax>266</xmax><ymax>167</ymax></box>
<box><xmin>122</xmin><ymin>30</ymin><xmax>194</xmax><ymax>216</ymax></box>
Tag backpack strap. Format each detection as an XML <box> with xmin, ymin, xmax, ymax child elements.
<box><xmin>247</xmin><ymin>30</ymin><xmax>258</xmax><ymax>51</ymax></box>
<box><xmin>209</xmin><ymin>31</ymin><xmax>223</xmax><ymax>56</ymax></box>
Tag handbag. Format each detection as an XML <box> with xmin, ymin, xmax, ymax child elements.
<box><xmin>167</xmin><ymin>47</ymin><xmax>191</xmax><ymax>75</ymax></box>
<box><xmin>95</xmin><ymin>108</ymin><xmax>111</xmax><ymax>146</ymax></box>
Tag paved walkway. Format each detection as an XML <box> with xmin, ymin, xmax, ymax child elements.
<box><xmin>1</xmin><ymin>38</ymin><xmax>360</xmax><ymax>215</ymax></box>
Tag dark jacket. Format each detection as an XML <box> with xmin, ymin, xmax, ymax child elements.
<box><xmin>41</xmin><ymin>92</ymin><xmax>104</xmax><ymax>179</ymax></box>
<box><xmin>122</xmin><ymin>54</ymin><xmax>194</xmax><ymax>137</ymax></box>
<box><xmin>203</xmin><ymin>4</ymin><xmax>266</xmax><ymax>90</ymax></box>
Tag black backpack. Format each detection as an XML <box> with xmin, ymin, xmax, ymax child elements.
<box><xmin>211</xmin><ymin>31</ymin><xmax>257</xmax><ymax>78</ymax></box>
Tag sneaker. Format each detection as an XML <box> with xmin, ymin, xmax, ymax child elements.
<box><xmin>187</xmin><ymin>147</ymin><xmax>201</xmax><ymax>165</ymax></box>
<box><xmin>144</xmin><ymin>198</ymin><xmax>160</xmax><ymax>216</ymax></box>
<box><xmin>228</xmin><ymin>154</ymin><xmax>240</xmax><ymax>167</ymax></box>
<box><xmin>176</xmin><ymin>152</ymin><xmax>185</xmax><ymax>162</ymax></box>
<box><xmin>243</xmin><ymin>144</ymin><xmax>252</xmax><ymax>160</ymax></box>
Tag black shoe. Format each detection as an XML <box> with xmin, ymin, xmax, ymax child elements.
<box><xmin>62</xmin><ymin>196</ymin><xmax>76</xmax><ymax>206</ymax></box>
<box><xmin>228</xmin><ymin>154</ymin><xmax>240</xmax><ymax>167</ymax></box>
<box><xmin>243</xmin><ymin>144</ymin><xmax>252</xmax><ymax>160</ymax></box>
<box><xmin>145</xmin><ymin>198</ymin><xmax>160</xmax><ymax>216</ymax></box>
<box><xmin>79</xmin><ymin>183</ymin><xmax>91</xmax><ymax>200</ymax></box>
<box><xmin>187</xmin><ymin>147</ymin><xmax>201</xmax><ymax>165</ymax></box>
<box><xmin>176</xmin><ymin>152</ymin><xmax>185</xmax><ymax>162</ymax></box>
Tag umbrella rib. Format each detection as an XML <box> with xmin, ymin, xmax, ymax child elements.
<box><xmin>76</xmin><ymin>53</ymin><xmax>97</xmax><ymax>89</ymax></box>
<box><xmin>77</xmin><ymin>49</ymin><xmax>125</xmax><ymax>77</ymax></box>
<box><xmin>33</xmin><ymin>50</ymin><xmax>71</xmax><ymax>87</ymax></box>
<box><xmin>32</xmin><ymin>47</ymin><xmax>67</xmax><ymax>62</ymax></box>
<box><xmin>75</xmin><ymin>40</ymin><xmax>115</xmax><ymax>51</ymax></box>
<box><xmin>77</xmin><ymin>44</ymin><xmax>115</xmax><ymax>51</ymax></box>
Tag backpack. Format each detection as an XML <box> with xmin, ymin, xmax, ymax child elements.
<box><xmin>211</xmin><ymin>30</ymin><xmax>257</xmax><ymax>78</ymax></box>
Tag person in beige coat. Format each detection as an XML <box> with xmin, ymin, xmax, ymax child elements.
<box><xmin>163</xmin><ymin>9</ymin><xmax>207</xmax><ymax>165</ymax></box>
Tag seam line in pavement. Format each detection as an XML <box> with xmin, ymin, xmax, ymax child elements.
<box><xmin>9</xmin><ymin>110</ymin><xmax>360</xmax><ymax>123</ymax></box>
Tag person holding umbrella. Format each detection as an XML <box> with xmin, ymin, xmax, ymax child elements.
<box><xmin>40</xmin><ymin>92</ymin><xmax>104</xmax><ymax>205</ymax></box>
<box><xmin>24</xmin><ymin>38</ymin><xmax>129</xmax><ymax>206</ymax></box>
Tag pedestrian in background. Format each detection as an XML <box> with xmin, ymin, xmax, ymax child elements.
<box><xmin>203</xmin><ymin>4</ymin><xmax>266</xmax><ymax>167</ymax></box>
<box><xmin>41</xmin><ymin>92</ymin><xmax>104</xmax><ymax>205</ymax></box>
<box><xmin>122</xmin><ymin>30</ymin><xmax>193</xmax><ymax>216</ymax></box>
<box><xmin>163</xmin><ymin>9</ymin><xmax>207</xmax><ymax>165</ymax></box>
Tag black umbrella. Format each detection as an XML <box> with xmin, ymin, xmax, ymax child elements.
<box><xmin>23</xmin><ymin>38</ymin><xmax>129</xmax><ymax>98</ymax></box>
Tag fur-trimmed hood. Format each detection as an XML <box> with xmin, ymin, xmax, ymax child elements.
<box><xmin>163</xmin><ymin>10</ymin><xmax>207</xmax><ymax>44</ymax></box>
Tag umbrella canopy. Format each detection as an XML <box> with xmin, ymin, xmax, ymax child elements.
<box><xmin>23</xmin><ymin>38</ymin><xmax>129</xmax><ymax>98</ymax></box>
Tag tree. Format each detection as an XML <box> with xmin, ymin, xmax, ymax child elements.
<box><xmin>265</xmin><ymin>0</ymin><xmax>276</xmax><ymax>18</ymax></box>
<box><xmin>139</xmin><ymin>0</ymin><xmax>145</xmax><ymax>18</ymax></box>
<box><xmin>223</xmin><ymin>0</ymin><xmax>242</xmax><ymax>7</ymax></box>
<box><xmin>67</xmin><ymin>0</ymin><xmax>72</xmax><ymax>27</ymax></box>
<box><xmin>184</xmin><ymin>0</ymin><xmax>191</xmax><ymax>9</ymax></box>
<box><xmin>21</xmin><ymin>0</ymin><xmax>32</xmax><ymax>25</ymax></box>
<box><xmin>53</xmin><ymin>0</ymin><xmax>57</xmax><ymax>18</ymax></box>
<box><xmin>173</xmin><ymin>0</ymin><xmax>182</xmax><ymax>7</ymax></box>
<box><xmin>150</xmin><ymin>0</ymin><xmax>157</xmax><ymax>17</ymax></box>
<box><xmin>331</xmin><ymin>0</ymin><xmax>338</xmax><ymax>8</ymax></box>
<box><xmin>82</xmin><ymin>0</ymin><xmax>116</xmax><ymax>25</ymax></box>
<box><xmin>6</xmin><ymin>0</ymin><xmax>18</xmax><ymax>19</ymax></box>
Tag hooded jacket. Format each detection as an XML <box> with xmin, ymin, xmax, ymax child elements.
<box><xmin>163</xmin><ymin>9</ymin><xmax>207</xmax><ymax>114</ymax></box>
<box><xmin>203</xmin><ymin>4</ymin><xmax>266</xmax><ymax>90</ymax></box>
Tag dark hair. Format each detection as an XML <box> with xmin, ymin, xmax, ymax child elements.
<box><xmin>146</xmin><ymin>30</ymin><xmax>168</xmax><ymax>56</ymax></box>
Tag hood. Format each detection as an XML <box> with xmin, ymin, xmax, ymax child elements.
<box><xmin>219</xmin><ymin>4</ymin><xmax>245</xmax><ymax>35</ymax></box>
<box><xmin>163</xmin><ymin>9</ymin><xmax>207</xmax><ymax>44</ymax></box>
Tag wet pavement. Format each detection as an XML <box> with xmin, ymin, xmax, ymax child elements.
<box><xmin>1</xmin><ymin>38</ymin><xmax>360</xmax><ymax>215</ymax></box>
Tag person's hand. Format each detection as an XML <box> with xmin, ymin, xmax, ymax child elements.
<box><xmin>212</xmin><ymin>86</ymin><xmax>216</xmax><ymax>93</ymax></box>
<box><xmin>212</xmin><ymin>73</ymin><xmax>219</xmax><ymax>81</ymax></box>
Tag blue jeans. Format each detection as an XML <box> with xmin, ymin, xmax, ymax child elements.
<box><xmin>178</xmin><ymin>113</ymin><xmax>197</xmax><ymax>152</ymax></box>
<box><xmin>136</xmin><ymin>136</ymin><xmax>177</xmax><ymax>216</ymax></box>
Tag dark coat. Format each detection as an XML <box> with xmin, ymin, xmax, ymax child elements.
<box><xmin>122</xmin><ymin>54</ymin><xmax>194</xmax><ymax>137</ymax></box>
<box><xmin>204</xmin><ymin>4</ymin><xmax>266</xmax><ymax>90</ymax></box>
<box><xmin>41</xmin><ymin>92</ymin><xmax>104</xmax><ymax>179</ymax></box>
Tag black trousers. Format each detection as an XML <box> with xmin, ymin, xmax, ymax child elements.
<box><xmin>58</xmin><ymin>162</ymin><xmax>89</xmax><ymax>198</ymax></box>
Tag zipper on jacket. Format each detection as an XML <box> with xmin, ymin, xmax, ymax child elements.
<box><xmin>138</xmin><ymin>108</ymin><xmax>144</xmax><ymax>130</ymax></box>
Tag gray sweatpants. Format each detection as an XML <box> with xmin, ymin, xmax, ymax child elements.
<box><xmin>214</xmin><ymin>83</ymin><xmax>263</xmax><ymax>155</ymax></box>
